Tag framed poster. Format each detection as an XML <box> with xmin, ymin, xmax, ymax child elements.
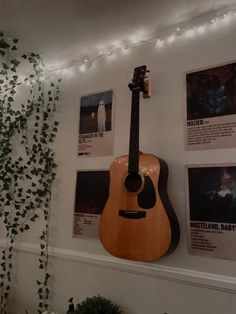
<box><xmin>78</xmin><ymin>90</ymin><xmax>114</xmax><ymax>157</ymax></box>
<box><xmin>185</xmin><ymin>61</ymin><xmax>236</xmax><ymax>150</ymax></box>
<box><xmin>73</xmin><ymin>170</ymin><xmax>109</xmax><ymax>237</ymax></box>
<box><xmin>186</xmin><ymin>164</ymin><xmax>236</xmax><ymax>260</ymax></box>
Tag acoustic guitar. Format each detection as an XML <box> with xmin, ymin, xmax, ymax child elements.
<box><xmin>99</xmin><ymin>65</ymin><xmax>180</xmax><ymax>262</ymax></box>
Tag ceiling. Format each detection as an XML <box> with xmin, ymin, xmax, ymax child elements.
<box><xmin>0</xmin><ymin>0</ymin><xmax>235</xmax><ymax>68</ymax></box>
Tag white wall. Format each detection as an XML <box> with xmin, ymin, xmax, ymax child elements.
<box><xmin>2</xmin><ymin>15</ymin><xmax>236</xmax><ymax>314</ymax></box>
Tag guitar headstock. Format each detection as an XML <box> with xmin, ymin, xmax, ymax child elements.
<box><xmin>129</xmin><ymin>65</ymin><xmax>150</xmax><ymax>97</ymax></box>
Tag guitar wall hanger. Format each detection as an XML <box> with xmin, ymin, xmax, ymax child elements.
<box><xmin>143</xmin><ymin>79</ymin><xmax>151</xmax><ymax>98</ymax></box>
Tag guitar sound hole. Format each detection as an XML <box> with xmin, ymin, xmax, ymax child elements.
<box><xmin>125</xmin><ymin>173</ymin><xmax>143</xmax><ymax>193</ymax></box>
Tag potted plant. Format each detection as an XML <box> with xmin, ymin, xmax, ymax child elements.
<box><xmin>66</xmin><ymin>295</ymin><xmax>123</xmax><ymax>314</ymax></box>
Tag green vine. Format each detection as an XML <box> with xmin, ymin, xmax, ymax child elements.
<box><xmin>0</xmin><ymin>31</ymin><xmax>61</xmax><ymax>313</ymax></box>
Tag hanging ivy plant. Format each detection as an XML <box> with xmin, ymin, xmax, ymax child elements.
<box><xmin>0</xmin><ymin>31</ymin><xmax>61</xmax><ymax>314</ymax></box>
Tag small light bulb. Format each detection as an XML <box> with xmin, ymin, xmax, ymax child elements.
<box><xmin>184</xmin><ymin>29</ymin><xmax>195</xmax><ymax>38</ymax></box>
<box><xmin>196</xmin><ymin>25</ymin><xmax>206</xmax><ymax>34</ymax></box>
<box><xmin>130</xmin><ymin>36</ymin><xmax>139</xmax><ymax>44</ymax></box>
<box><xmin>79</xmin><ymin>64</ymin><xmax>86</xmax><ymax>72</ymax></box>
<box><xmin>113</xmin><ymin>41</ymin><xmax>122</xmax><ymax>49</ymax></box>
<box><xmin>156</xmin><ymin>39</ymin><xmax>164</xmax><ymax>48</ymax></box>
<box><xmin>167</xmin><ymin>35</ymin><xmax>176</xmax><ymax>43</ymax></box>
<box><xmin>176</xmin><ymin>27</ymin><xmax>181</xmax><ymax>32</ymax></box>
<box><xmin>222</xmin><ymin>13</ymin><xmax>231</xmax><ymax>21</ymax></box>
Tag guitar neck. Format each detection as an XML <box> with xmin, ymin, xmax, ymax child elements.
<box><xmin>128</xmin><ymin>89</ymin><xmax>140</xmax><ymax>174</ymax></box>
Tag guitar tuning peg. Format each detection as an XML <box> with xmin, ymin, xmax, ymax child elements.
<box><xmin>128</xmin><ymin>83</ymin><xmax>134</xmax><ymax>91</ymax></box>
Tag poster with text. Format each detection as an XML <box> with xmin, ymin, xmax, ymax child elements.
<box><xmin>78</xmin><ymin>90</ymin><xmax>114</xmax><ymax>156</ymax></box>
<box><xmin>73</xmin><ymin>170</ymin><xmax>109</xmax><ymax>237</ymax></box>
<box><xmin>186</xmin><ymin>164</ymin><xmax>236</xmax><ymax>260</ymax></box>
<box><xmin>185</xmin><ymin>62</ymin><xmax>236</xmax><ymax>150</ymax></box>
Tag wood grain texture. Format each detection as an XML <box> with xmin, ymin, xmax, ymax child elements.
<box><xmin>99</xmin><ymin>153</ymin><xmax>172</xmax><ymax>262</ymax></box>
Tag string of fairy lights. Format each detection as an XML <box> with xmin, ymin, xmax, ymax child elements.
<box><xmin>18</xmin><ymin>5</ymin><xmax>236</xmax><ymax>83</ymax></box>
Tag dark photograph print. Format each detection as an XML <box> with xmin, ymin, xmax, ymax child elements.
<box><xmin>188</xmin><ymin>166</ymin><xmax>236</xmax><ymax>223</ymax></box>
<box><xmin>79</xmin><ymin>90</ymin><xmax>113</xmax><ymax>134</ymax></box>
<box><xmin>187</xmin><ymin>62</ymin><xmax>236</xmax><ymax>120</ymax></box>
<box><xmin>74</xmin><ymin>171</ymin><xmax>109</xmax><ymax>215</ymax></box>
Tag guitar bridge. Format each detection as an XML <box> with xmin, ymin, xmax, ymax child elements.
<box><xmin>119</xmin><ymin>210</ymin><xmax>146</xmax><ymax>219</ymax></box>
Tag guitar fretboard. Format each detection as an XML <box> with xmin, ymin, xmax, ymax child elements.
<box><xmin>128</xmin><ymin>89</ymin><xmax>140</xmax><ymax>174</ymax></box>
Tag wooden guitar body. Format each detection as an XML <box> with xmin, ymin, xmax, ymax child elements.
<box><xmin>99</xmin><ymin>153</ymin><xmax>180</xmax><ymax>262</ymax></box>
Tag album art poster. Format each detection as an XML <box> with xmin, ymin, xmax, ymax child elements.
<box><xmin>73</xmin><ymin>170</ymin><xmax>109</xmax><ymax>237</ymax></box>
<box><xmin>78</xmin><ymin>90</ymin><xmax>114</xmax><ymax>156</ymax></box>
<box><xmin>186</xmin><ymin>164</ymin><xmax>236</xmax><ymax>260</ymax></box>
<box><xmin>185</xmin><ymin>62</ymin><xmax>236</xmax><ymax>150</ymax></box>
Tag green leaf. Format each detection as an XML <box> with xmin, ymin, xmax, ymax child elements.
<box><xmin>0</xmin><ymin>49</ymin><xmax>5</xmax><ymax>57</ymax></box>
<box><xmin>2</xmin><ymin>62</ymin><xmax>9</xmax><ymax>69</ymax></box>
<box><xmin>11</xmin><ymin>59</ymin><xmax>21</xmax><ymax>67</ymax></box>
<box><xmin>45</xmin><ymin>273</ymin><xmax>50</xmax><ymax>280</ymax></box>
<box><xmin>0</xmin><ymin>38</ymin><xmax>10</xmax><ymax>49</ymax></box>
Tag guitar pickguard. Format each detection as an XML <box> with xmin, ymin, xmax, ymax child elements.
<box><xmin>138</xmin><ymin>174</ymin><xmax>156</xmax><ymax>209</ymax></box>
